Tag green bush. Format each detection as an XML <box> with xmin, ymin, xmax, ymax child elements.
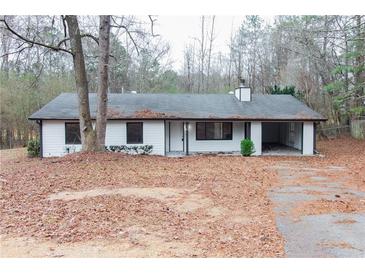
<box><xmin>27</xmin><ymin>139</ymin><xmax>40</xmax><ymax>157</ymax></box>
<box><xmin>240</xmin><ymin>139</ymin><xmax>255</xmax><ymax>156</ymax></box>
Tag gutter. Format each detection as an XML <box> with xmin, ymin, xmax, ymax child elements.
<box><xmin>28</xmin><ymin>117</ymin><xmax>328</xmax><ymax>122</ymax></box>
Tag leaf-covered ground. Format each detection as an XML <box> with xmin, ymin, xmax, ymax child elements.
<box><xmin>0</xmin><ymin>147</ymin><xmax>283</xmax><ymax>257</ymax></box>
<box><xmin>0</xmin><ymin>136</ymin><xmax>363</xmax><ymax>257</ymax></box>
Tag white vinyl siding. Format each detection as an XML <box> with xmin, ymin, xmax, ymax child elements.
<box><xmin>42</xmin><ymin>120</ymin><xmax>82</xmax><ymax>157</ymax></box>
<box><xmin>104</xmin><ymin>120</ymin><xmax>165</xmax><ymax>155</ymax></box>
<box><xmin>42</xmin><ymin>120</ymin><xmax>165</xmax><ymax>157</ymax></box>
<box><xmin>187</xmin><ymin>121</ymin><xmax>244</xmax><ymax>153</ymax></box>
<box><xmin>41</xmin><ymin>119</ymin><xmax>314</xmax><ymax>157</ymax></box>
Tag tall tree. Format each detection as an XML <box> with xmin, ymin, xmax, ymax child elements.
<box><xmin>96</xmin><ymin>15</ymin><xmax>111</xmax><ymax>149</ymax></box>
<box><xmin>65</xmin><ymin>15</ymin><xmax>97</xmax><ymax>151</ymax></box>
<box><xmin>206</xmin><ymin>16</ymin><xmax>216</xmax><ymax>91</ymax></box>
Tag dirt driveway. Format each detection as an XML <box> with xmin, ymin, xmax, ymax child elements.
<box><xmin>269</xmin><ymin>161</ymin><xmax>365</xmax><ymax>257</ymax></box>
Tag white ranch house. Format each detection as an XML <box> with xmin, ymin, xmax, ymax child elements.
<box><xmin>29</xmin><ymin>83</ymin><xmax>326</xmax><ymax>157</ymax></box>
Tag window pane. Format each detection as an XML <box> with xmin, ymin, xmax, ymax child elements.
<box><xmin>205</xmin><ymin>123</ymin><xmax>215</xmax><ymax>139</ymax></box>
<box><xmin>214</xmin><ymin>122</ymin><xmax>222</xmax><ymax>139</ymax></box>
<box><xmin>223</xmin><ymin>123</ymin><xmax>232</xmax><ymax>140</ymax></box>
<box><xmin>65</xmin><ymin>123</ymin><xmax>81</xmax><ymax>144</ymax></box>
<box><xmin>195</xmin><ymin>122</ymin><xmax>232</xmax><ymax>140</ymax></box>
<box><xmin>196</xmin><ymin>122</ymin><xmax>205</xmax><ymax>140</ymax></box>
<box><xmin>127</xmin><ymin>122</ymin><xmax>143</xmax><ymax>144</ymax></box>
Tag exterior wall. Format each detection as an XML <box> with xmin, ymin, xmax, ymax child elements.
<box><xmin>302</xmin><ymin>121</ymin><xmax>314</xmax><ymax>155</ymax></box>
<box><xmin>42</xmin><ymin>119</ymin><xmax>314</xmax><ymax>157</ymax></box>
<box><xmin>42</xmin><ymin>120</ymin><xmax>82</xmax><ymax>157</ymax></box>
<box><xmin>42</xmin><ymin>120</ymin><xmax>165</xmax><ymax>157</ymax></box>
<box><xmin>187</xmin><ymin>121</ymin><xmax>245</xmax><ymax>153</ymax></box>
<box><xmin>278</xmin><ymin>122</ymin><xmax>302</xmax><ymax>150</ymax></box>
<box><xmin>251</xmin><ymin>121</ymin><xmax>262</xmax><ymax>155</ymax></box>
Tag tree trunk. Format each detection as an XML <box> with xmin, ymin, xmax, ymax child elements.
<box><xmin>96</xmin><ymin>15</ymin><xmax>111</xmax><ymax>150</ymax></box>
<box><xmin>354</xmin><ymin>15</ymin><xmax>365</xmax><ymax>114</ymax></box>
<box><xmin>65</xmin><ymin>15</ymin><xmax>96</xmax><ymax>151</ymax></box>
<box><xmin>206</xmin><ymin>16</ymin><xmax>215</xmax><ymax>91</ymax></box>
<box><xmin>199</xmin><ymin>16</ymin><xmax>205</xmax><ymax>93</ymax></box>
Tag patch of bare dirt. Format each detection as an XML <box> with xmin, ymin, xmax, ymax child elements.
<box><xmin>334</xmin><ymin>219</ymin><xmax>357</xmax><ymax>225</ymax></box>
<box><xmin>0</xmin><ymin>233</ymin><xmax>201</xmax><ymax>258</ymax></box>
<box><xmin>0</xmin><ymin>147</ymin><xmax>27</xmax><ymax>162</ymax></box>
<box><xmin>48</xmin><ymin>187</ymin><xmax>189</xmax><ymax>202</ymax></box>
<box><xmin>318</xmin><ymin>241</ymin><xmax>356</xmax><ymax>250</ymax></box>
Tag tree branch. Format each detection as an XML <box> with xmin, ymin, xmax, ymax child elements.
<box><xmin>1</xmin><ymin>16</ymin><xmax>73</xmax><ymax>55</ymax></box>
<box><xmin>0</xmin><ymin>44</ymin><xmax>33</xmax><ymax>58</ymax></box>
<box><xmin>61</xmin><ymin>15</ymin><xmax>68</xmax><ymax>48</ymax></box>
<box><xmin>148</xmin><ymin>15</ymin><xmax>160</xmax><ymax>37</ymax></box>
<box><xmin>56</xmin><ymin>34</ymin><xmax>99</xmax><ymax>48</ymax></box>
<box><xmin>111</xmin><ymin>16</ymin><xmax>144</xmax><ymax>55</ymax></box>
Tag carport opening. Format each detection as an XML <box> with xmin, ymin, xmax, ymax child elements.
<box><xmin>262</xmin><ymin>122</ymin><xmax>303</xmax><ymax>155</ymax></box>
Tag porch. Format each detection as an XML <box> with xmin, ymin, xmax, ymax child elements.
<box><xmin>164</xmin><ymin>121</ymin><xmax>246</xmax><ymax>156</ymax></box>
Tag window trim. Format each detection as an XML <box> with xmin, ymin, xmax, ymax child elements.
<box><xmin>196</xmin><ymin>122</ymin><xmax>233</xmax><ymax>141</ymax></box>
<box><xmin>126</xmin><ymin>122</ymin><xmax>144</xmax><ymax>144</ymax></box>
<box><xmin>65</xmin><ymin>122</ymin><xmax>81</xmax><ymax>145</ymax></box>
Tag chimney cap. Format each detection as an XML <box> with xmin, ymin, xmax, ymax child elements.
<box><xmin>239</xmin><ymin>78</ymin><xmax>246</xmax><ymax>86</ymax></box>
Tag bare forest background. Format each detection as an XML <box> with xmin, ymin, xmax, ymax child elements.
<box><xmin>1</xmin><ymin>15</ymin><xmax>364</xmax><ymax>149</ymax></box>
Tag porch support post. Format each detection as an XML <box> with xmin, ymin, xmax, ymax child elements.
<box><xmin>302</xmin><ymin>121</ymin><xmax>314</xmax><ymax>155</ymax></box>
<box><xmin>251</xmin><ymin>121</ymin><xmax>262</xmax><ymax>155</ymax></box>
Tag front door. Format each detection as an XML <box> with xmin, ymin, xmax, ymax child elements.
<box><xmin>169</xmin><ymin>121</ymin><xmax>184</xmax><ymax>152</ymax></box>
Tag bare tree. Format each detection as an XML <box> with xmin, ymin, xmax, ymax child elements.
<box><xmin>206</xmin><ymin>16</ymin><xmax>216</xmax><ymax>91</ymax></box>
<box><xmin>96</xmin><ymin>15</ymin><xmax>111</xmax><ymax>149</ymax></box>
<box><xmin>65</xmin><ymin>15</ymin><xmax>97</xmax><ymax>151</ymax></box>
<box><xmin>198</xmin><ymin>16</ymin><xmax>205</xmax><ymax>92</ymax></box>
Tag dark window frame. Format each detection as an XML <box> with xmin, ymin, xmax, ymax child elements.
<box><xmin>65</xmin><ymin>122</ymin><xmax>81</xmax><ymax>145</ymax></box>
<box><xmin>196</xmin><ymin>122</ymin><xmax>233</xmax><ymax>141</ymax></box>
<box><xmin>126</xmin><ymin>122</ymin><xmax>143</xmax><ymax>144</ymax></box>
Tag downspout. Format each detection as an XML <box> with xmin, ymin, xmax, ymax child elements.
<box><xmin>168</xmin><ymin>121</ymin><xmax>171</xmax><ymax>153</ymax></box>
<box><xmin>313</xmin><ymin>122</ymin><xmax>317</xmax><ymax>154</ymax></box>
<box><xmin>301</xmin><ymin>122</ymin><xmax>304</xmax><ymax>155</ymax></box>
<box><xmin>163</xmin><ymin>120</ymin><xmax>166</xmax><ymax>156</ymax></box>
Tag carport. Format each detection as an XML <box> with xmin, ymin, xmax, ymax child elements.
<box><xmin>262</xmin><ymin>122</ymin><xmax>302</xmax><ymax>155</ymax></box>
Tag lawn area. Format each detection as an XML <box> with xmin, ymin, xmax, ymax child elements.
<box><xmin>0</xmin><ymin>136</ymin><xmax>364</xmax><ymax>257</ymax></box>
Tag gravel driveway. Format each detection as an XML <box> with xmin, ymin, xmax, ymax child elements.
<box><xmin>269</xmin><ymin>162</ymin><xmax>365</xmax><ymax>257</ymax></box>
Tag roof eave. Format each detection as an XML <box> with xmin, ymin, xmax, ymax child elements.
<box><xmin>28</xmin><ymin>117</ymin><xmax>328</xmax><ymax>121</ymax></box>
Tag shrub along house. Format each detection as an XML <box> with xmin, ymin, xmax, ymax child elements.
<box><xmin>29</xmin><ymin>81</ymin><xmax>326</xmax><ymax>157</ymax></box>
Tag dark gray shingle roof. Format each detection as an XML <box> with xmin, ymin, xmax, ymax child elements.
<box><xmin>29</xmin><ymin>93</ymin><xmax>326</xmax><ymax>121</ymax></box>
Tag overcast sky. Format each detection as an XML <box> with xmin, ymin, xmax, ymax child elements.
<box><xmin>153</xmin><ymin>16</ymin><xmax>274</xmax><ymax>69</ymax></box>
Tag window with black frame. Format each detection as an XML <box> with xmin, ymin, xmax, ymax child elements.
<box><xmin>127</xmin><ymin>122</ymin><xmax>143</xmax><ymax>144</ymax></box>
<box><xmin>196</xmin><ymin>122</ymin><xmax>232</xmax><ymax>140</ymax></box>
<box><xmin>65</xmin><ymin>123</ymin><xmax>81</xmax><ymax>144</ymax></box>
